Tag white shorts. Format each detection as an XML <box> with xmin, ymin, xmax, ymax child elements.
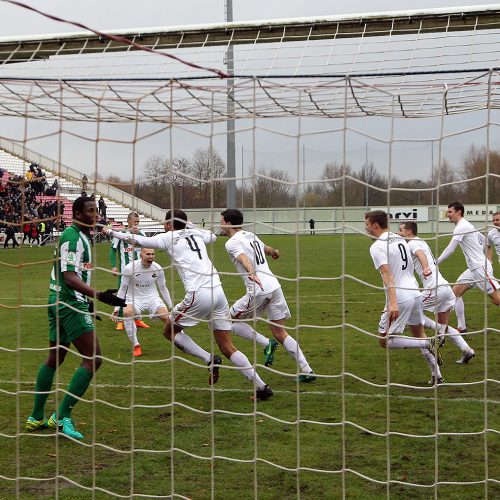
<box><xmin>420</xmin><ymin>285</ymin><xmax>456</xmax><ymax>314</ymax></box>
<box><xmin>378</xmin><ymin>296</ymin><xmax>424</xmax><ymax>335</ymax></box>
<box><xmin>171</xmin><ymin>286</ymin><xmax>231</xmax><ymax>331</ymax></box>
<box><xmin>127</xmin><ymin>295</ymin><xmax>167</xmax><ymax>317</ymax></box>
<box><xmin>457</xmin><ymin>267</ymin><xmax>500</xmax><ymax>295</ymax></box>
<box><xmin>230</xmin><ymin>287</ymin><xmax>291</xmax><ymax>321</ymax></box>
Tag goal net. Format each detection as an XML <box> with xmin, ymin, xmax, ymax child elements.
<box><xmin>0</xmin><ymin>4</ymin><xmax>499</xmax><ymax>498</ymax></box>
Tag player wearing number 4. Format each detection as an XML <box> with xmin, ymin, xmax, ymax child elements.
<box><xmin>102</xmin><ymin>209</ymin><xmax>273</xmax><ymax>401</ymax></box>
<box><xmin>220</xmin><ymin>209</ymin><xmax>316</xmax><ymax>382</ymax></box>
<box><xmin>25</xmin><ymin>197</ymin><xmax>127</xmax><ymax>440</ymax></box>
<box><xmin>398</xmin><ymin>222</ymin><xmax>475</xmax><ymax>364</ymax></box>
<box><xmin>437</xmin><ymin>202</ymin><xmax>500</xmax><ymax>333</ymax></box>
<box><xmin>365</xmin><ymin>211</ymin><xmax>443</xmax><ymax>385</ymax></box>
<box><xmin>115</xmin><ymin>248</ymin><xmax>173</xmax><ymax>357</ymax></box>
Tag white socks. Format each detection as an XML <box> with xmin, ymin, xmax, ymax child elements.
<box><xmin>173</xmin><ymin>331</ymin><xmax>212</xmax><ymax>364</ymax></box>
<box><xmin>232</xmin><ymin>322</ymin><xmax>270</xmax><ymax>347</ymax></box>
<box><xmin>229</xmin><ymin>350</ymin><xmax>266</xmax><ymax>389</ymax></box>
<box><xmin>124</xmin><ymin>318</ymin><xmax>139</xmax><ymax>346</ymax></box>
<box><xmin>455</xmin><ymin>297</ymin><xmax>466</xmax><ymax>330</ymax></box>
<box><xmin>282</xmin><ymin>335</ymin><xmax>312</xmax><ymax>373</ymax></box>
<box><xmin>423</xmin><ymin>317</ymin><xmax>470</xmax><ymax>352</ymax></box>
<box><xmin>386</xmin><ymin>336</ymin><xmax>430</xmax><ymax>349</ymax></box>
<box><xmin>420</xmin><ymin>347</ymin><xmax>442</xmax><ymax>379</ymax></box>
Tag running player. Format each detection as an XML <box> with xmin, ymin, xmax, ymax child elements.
<box><xmin>399</xmin><ymin>221</ymin><xmax>475</xmax><ymax>363</ymax></box>
<box><xmin>109</xmin><ymin>211</ymin><xmax>149</xmax><ymax>330</ymax></box>
<box><xmin>365</xmin><ymin>211</ymin><xmax>443</xmax><ymax>385</ymax></box>
<box><xmin>487</xmin><ymin>211</ymin><xmax>500</xmax><ymax>266</ymax></box>
<box><xmin>25</xmin><ymin>196</ymin><xmax>126</xmax><ymax>440</ymax></box>
<box><xmin>220</xmin><ymin>208</ymin><xmax>316</xmax><ymax>382</ymax></box>
<box><xmin>102</xmin><ymin>209</ymin><xmax>273</xmax><ymax>400</ymax></box>
<box><xmin>116</xmin><ymin>248</ymin><xmax>173</xmax><ymax>357</ymax></box>
<box><xmin>437</xmin><ymin>202</ymin><xmax>500</xmax><ymax>332</ymax></box>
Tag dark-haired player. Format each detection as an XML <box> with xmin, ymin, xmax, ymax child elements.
<box><xmin>26</xmin><ymin>197</ymin><xmax>126</xmax><ymax>440</ymax></box>
<box><xmin>102</xmin><ymin>209</ymin><xmax>273</xmax><ymax>400</ymax></box>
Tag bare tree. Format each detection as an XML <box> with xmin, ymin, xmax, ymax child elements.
<box><xmin>191</xmin><ymin>147</ymin><xmax>227</xmax><ymax>207</ymax></box>
<box><xmin>250</xmin><ymin>168</ymin><xmax>293</xmax><ymax>207</ymax></box>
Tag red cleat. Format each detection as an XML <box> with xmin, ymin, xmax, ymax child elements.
<box><xmin>115</xmin><ymin>321</ymin><xmax>124</xmax><ymax>331</ymax></box>
<box><xmin>135</xmin><ymin>319</ymin><xmax>150</xmax><ymax>328</ymax></box>
<box><xmin>133</xmin><ymin>345</ymin><xmax>143</xmax><ymax>357</ymax></box>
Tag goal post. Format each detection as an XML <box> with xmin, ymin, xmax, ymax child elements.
<box><xmin>0</xmin><ymin>4</ymin><xmax>499</xmax><ymax>498</ymax></box>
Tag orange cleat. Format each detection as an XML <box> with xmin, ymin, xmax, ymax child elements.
<box><xmin>115</xmin><ymin>321</ymin><xmax>124</xmax><ymax>331</ymax></box>
<box><xmin>135</xmin><ymin>319</ymin><xmax>150</xmax><ymax>329</ymax></box>
<box><xmin>133</xmin><ymin>345</ymin><xmax>142</xmax><ymax>357</ymax></box>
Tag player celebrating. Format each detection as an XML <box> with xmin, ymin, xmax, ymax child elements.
<box><xmin>109</xmin><ymin>211</ymin><xmax>149</xmax><ymax>330</ymax></box>
<box><xmin>220</xmin><ymin>209</ymin><xmax>316</xmax><ymax>382</ymax></box>
<box><xmin>399</xmin><ymin>222</ymin><xmax>475</xmax><ymax>363</ymax></box>
<box><xmin>116</xmin><ymin>248</ymin><xmax>173</xmax><ymax>357</ymax></box>
<box><xmin>365</xmin><ymin>211</ymin><xmax>443</xmax><ymax>384</ymax></box>
<box><xmin>102</xmin><ymin>209</ymin><xmax>273</xmax><ymax>400</ymax></box>
<box><xmin>25</xmin><ymin>196</ymin><xmax>126</xmax><ymax>440</ymax></box>
<box><xmin>487</xmin><ymin>211</ymin><xmax>500</xmax><ymax>266</ymax></box>
<box><xmin>437</xmin><ymin>202</ymin><xmax>500</xmax><ymax>332</ymax></box>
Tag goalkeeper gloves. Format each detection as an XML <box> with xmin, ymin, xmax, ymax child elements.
<box><xmin>98</xmin><ymin>289</ymin><xmax>127</xmax><ymax>308</ymax></box>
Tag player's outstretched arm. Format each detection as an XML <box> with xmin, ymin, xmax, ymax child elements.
<box><xmin>63</xmin><ymin>271</ymin><xmax>126</xmax><ymax>307</ymax></box>
<box><xmin>236</xmin><ymin>253</ymin><xmax>264</xmax><ymax>290</ymax></box>
<box><xmin>102</xmin><ymin>227</ymin><xmax>162</xmax><ymax>249</ymax></box>
<box><xmin>436</xmin><ymin>238</ymin><xmax>459</xmax><ymax>265</ymax></box>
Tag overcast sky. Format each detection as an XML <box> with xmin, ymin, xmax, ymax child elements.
<box><xmin>0</xmin><ymin>1</ymin><xmax>497</xmax><ymax>184</ymax></box>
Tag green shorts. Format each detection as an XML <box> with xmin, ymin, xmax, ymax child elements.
<box><xmin>48</xmin><ymin>294</ymin><xmax>94</xmax><ymax>344</ymax></box>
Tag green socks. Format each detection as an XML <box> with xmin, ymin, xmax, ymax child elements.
<box><xmin>31</xmin><ymin>364</ymin><xmax>56</xmax><ymax>420</ymax></box>
<box><xmin>57</xmin><ymin>367</ymin><xmax>93</xmax><ymax>419</ymax></box>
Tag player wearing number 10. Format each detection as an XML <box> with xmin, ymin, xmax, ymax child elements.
<box><xmin>102</xmin><ymin>209</ymin><xmax>273</xmax><ymax>400</ymax></box>
<box><xmin>25</xmin><ymin>197</ymin><xmax>127</xmax><ymax>440</ymax></box>
<box><xmin>365</xmin><ymin>211</ymin><xmax>443</xmax><ymax>384</ymax></box>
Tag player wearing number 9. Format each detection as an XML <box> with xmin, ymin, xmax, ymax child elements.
<box><xmin>365</xmin><ymin>210</ymin><xmax>443</xmax><ymax>385</ymax></box>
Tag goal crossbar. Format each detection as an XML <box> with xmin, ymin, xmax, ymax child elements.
<box><xmin>0</xmin><ymin>5</ymin><xmax>499</xmax><ymax>64</ymax></box>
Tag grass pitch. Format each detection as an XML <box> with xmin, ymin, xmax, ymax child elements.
<box><xmin>0</xmin><ymin>233</ymin><xmax>498</xmax><ymax>499</ymax></box>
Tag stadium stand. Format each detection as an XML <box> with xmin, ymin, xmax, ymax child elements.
<box><xmin>0</xmin><ymin>148</ymin><xmax>164</xmax><ymax>246</ymax></box>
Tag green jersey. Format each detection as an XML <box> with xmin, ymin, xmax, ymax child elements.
<box><xmin>109</xmin><ymin>229</ymin><xmax>145</xmax><ymax>271</ymax></box>
<box><xmin>49</xmin><ymin>224</ymin><xmax>92</xmax><ymax>302</ymax></box>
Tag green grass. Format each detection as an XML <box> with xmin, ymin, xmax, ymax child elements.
<box><xmin>0</xmin><ymin>234</ymin><xmax>499</xmax><ymax>499</ymax></box>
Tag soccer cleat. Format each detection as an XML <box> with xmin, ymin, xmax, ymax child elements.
<box><xmin>456</xmin><ymin>349</ymin><xmax>475</xmax><ymax>364</ymax></box>
<box><xmin>263</xmin><ymin>338</ymin><xmax>279</xmax><ymax>366</ymax></box>
<box><xmin>135</xmin><ymin>319</ymin><xmax>150</xmax><ymax>328</ymax></box>
<box><xmin>25</xmin><ymin>416</ymin><xmax>48</xmax><ymax>432</ymax></box>
<box><xmin>255</xmin><ymin>384</ymin><xmax>273</xmax><ymax>401</ymax></box>
<box><xmin>133</xmin><ymin>344</ymin><xmax>143</xmax><ymax>357</ymax></box>
<box><xmin>428</xmin><ymin>376</ymin><xmax>444</xmax><ymax>385</ymax></box>
<box><xmin>298</xmin><ymin>370</ymin><xmax>317</xmax><ymax>383</ymax></box>
<box><xmin>456</xmin><ymin>326</ymin><xmax>467</xmax><ymax>334</ymax></box>
<box><xmin>48</xmin><ymin>413</ymin><xmax>84</xmax><ymax>440</ymax></box>
<box><xmin>115</xmin><ymin>321</ymin><xmax>124</xmax><ymax>331</ymax></box>
<box><xmin>428</xmin><ymin>338</ymin><xmax>443</xmax><ymax>366</ymax></box>
<box><xmin>208</xmin><ymin>355</ymin><xmax>223</xmax><ymax>385</ymax></box>
<box><xmin>437</xmin><ymin>325</ymin><xmax>447</xmax><ymax>348</ymax></box>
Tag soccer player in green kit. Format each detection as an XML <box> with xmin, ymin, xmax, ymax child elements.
<box><xmin>25</xmin><ymin>196</ymin><xmax>126</xmax><ymax>440</ymax></box>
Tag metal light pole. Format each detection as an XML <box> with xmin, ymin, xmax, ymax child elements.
<box><xmin>225</xmin><ymin>0</ymin><xmax>236</xmax><ymax>208</ymax></box>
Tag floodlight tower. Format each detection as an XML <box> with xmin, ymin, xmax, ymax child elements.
<box><xmin>225</xmin><ymin>0</ymin><xmax>236</xmax><ymax>208</ymax></box>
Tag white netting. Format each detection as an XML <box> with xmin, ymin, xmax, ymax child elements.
<box><xmin>0</xmin><ymin>4</ymin><xmax>499</xmax><ymax>499</ymax></box>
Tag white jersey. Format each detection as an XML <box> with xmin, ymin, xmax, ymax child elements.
<box><xmin>112</xmin><ymin>228</ymin><xmax>221</xmax><ymax>292</ymax></box>
<box><xmin>370</xmin><ymin>231</ymin><xmax>420</xmax><ymax>304</ymax></box>
<box><xmin>452</xmin><ymin>218</ymin><xmax>488</xmax><ymax>271</ymax></box>
<box><xmin>487</xmin><ymin>227</ymin><xmax>500</xmax><ymax>264</ymax></box>
<box><xmin>407</xmin><ymin>237</ymin><xmax>449</xmax><ymax>290</ymax></box>
<box><xmin>117</xmin><ymin>260</ymin><xmax>172</xmax><ymax>307</ymax></box>
<box><xmin>225</xmin><ymin>230</ymin><xmax>280</xmax><ymax>295</ymax></box>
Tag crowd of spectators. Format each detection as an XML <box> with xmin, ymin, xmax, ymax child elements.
<box><xmin>0</xmin><ymin>163</ymin><xmax>67</xmax><ymax>248</ymax></box>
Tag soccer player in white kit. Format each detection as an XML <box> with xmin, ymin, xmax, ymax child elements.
<box><xmin>116</xmin><ymin>248</ymin><xmax>173</xmax><ymax>357</ymax></box>
<box><xmin>365</xmin><ymin>211</ymin><xmax>443</xmax><ymax>384</ymax></box>
<box><xmin>103</xmin><ymin>209</ymin><xmax>273</xmax><ymax>400</ymax></box>
<box><xmin>487</xmin><ymin>211</ymin><xmax>500</xmax><ymax>266</ymax></box>
<box><xmin>220</xmin><ymin>209</ymin><xmax>316</xmax><ymax>382</ymax></box>
<box><xmin>399</xmin><ymin>222</ymin><xmax>475</xmax><ymax>364</ymax></box>
<box><xmin>437</xmin><ymin>202</ymin><xmax>500</xmax><ymax>334</ymax></box>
